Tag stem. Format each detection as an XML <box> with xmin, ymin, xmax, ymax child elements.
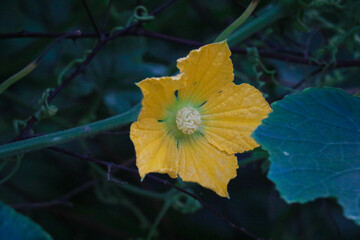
<box><xmin>0</xmin><ymin>104</ymin><xmax>140</xmax><ymax>159</ymax></box>
<box><xmin>92</xmin><ymin>163</ymin><xmax>168</xmax><ymax>200</ymax></box>
<box><xmin>0</xmin><ymin>158</ymin><xmax>21</xmax><ymax>184</ymax></box>
<box><xmin>227</xmin><ymin>4</ymin><xmax>287</xmax><ymax>46</ymax></box>
<box><xmin>120</xmin><ymin>182</ymin><xmax>168</xmax><ymax>200</ymax></box>
<box><xmin>214</xmin><ymin>0</ymin><xmax>260</xmax><ymax>42</ymax></box>
<box><xmin>82</xmin><ymin>0</ymin><xmax>101</xmax><ymax>38</ymax></box>
<box><xmin>13</xmin><ymin>0</ymin><xmax>177</xmax><ymax>141</ymax></box>
<box><xmin>146</xmin><ymin>199</ymin><xmax>173</xmax><ymax>240</ymax></box>
<box><xmin>0</xmin><ymin>62</ymin><xmax>37</xmax><ymax>95</ymax></box>
<box><xmin>0</xmin><ymin>31</ymin><xmax>81</xmax><ymax>97</ymax></box>
<box><xmin>50</xmin><ymin>146</ymin><xmax>262</xmax><ymax>240</ymax></box>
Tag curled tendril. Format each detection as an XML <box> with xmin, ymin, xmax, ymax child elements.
<box><xmin>134</xmin><ymin>5</ymin><xmax>154</xmax><ymax>21</ymax></box>
<box><xmin>35</xmin><ymin>88</ymin><xmax>58</xmax><ymax>120</ymax></box>
<box><xmin>57</xmin><ymin>49</ymin><xmax>92</xmax><ymax>85</ymax></box>
<box><xmin>171</xmin><ymin>192</ymin><xmax>202</xmax><ymax>214</ymax></box>
<box><xmin>110</xmin><ymin>5</ymin><xmax>154</xmax><ymax>34</ymax></box>
<box><xmin>247</xmin><ymin>47</ymin><xmax>276</xmax><ymax>85</ymax></box>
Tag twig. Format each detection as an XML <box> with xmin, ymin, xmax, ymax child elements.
<box><xmin>150</xmin><ymin>0</ymin><xmax>177</xmax><ymax>16</ymax></box>
<box><xmin>137</xmin><ymin>29</ymin><xmax>360</xmax><ymax>69</ymax></box>
<box><xmin>2</xmin><ymin>29</ymin><xmax>360</xmax><ymax>69</ymax></box>
<box><xmin>291</xmin><ymin>68</ymin><xmax>323</xmax><ymax>90</ymax></box>
<box><xmin>107</xmin><ymin>163</ymin><xmax>127</xmax><ymax>184</ymax></box>
<box><xmin>146</xmin><ymin>199</ymin><xmax>172</xmax><ymax>240</ymax></box>
<box><xmin>272</xmin><ymin>68</ymin><xmax>323</xmax><ymax>102</ymax></box>
<box><xmin>0</xmin><ymin>30</ymin><xmax>81</xmax><ymax>96</ymax></box>
<box><xmin>81</xmin><ymin>0</ymin><xmax>101</xmax><ymax>39</ymax></box>
<box><xmin>51</xmin><ymin>208</ymin><xmax>127</xmax><ymax>238</ymax></box>
<box><xmin>0</xmin><ymin>30</ymin><xmax>97</xmax><ymax>39</ymax></box>
<box><xmin>102</xmin><ymin>0</ymin><xmax>114</xmax><ymax>30</ymax></box>
<box><xmin>303</xmin><ymin>29</ymin><xmax>319</xmax><ymax>59</ymax></box>
<box><xmin>6</xmin><ymin>180</ymin><xmax>128</xmax><ymax>238</ymax></box>
<box><xmin>49</xmin><ymin>146</ymin><xmax>262</xmax><ymax>240</ymax></box>
<box><xmin>11</xmin><ymin>180</ymin><xmax>97</xmax><ymax>209</ymax></box>
<box><xmin>14</xmin><ymin>39</ymin><xmax>106</xmax><ymax>140</ymax></box>
<box><xmin>36</xmin><ymin>30</ymin><xmax>82</xmax><ymax>63</ymax></box>
<box><xmin>12</xmin><ymin>0</ymin><xmax>177</xmax><ymax>141</ymax></box>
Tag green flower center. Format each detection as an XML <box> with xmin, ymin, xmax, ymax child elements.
<box><xmin>176</xmin><ymin>107</ymin><xmax>201</xmax><ymax>134</ymax></box>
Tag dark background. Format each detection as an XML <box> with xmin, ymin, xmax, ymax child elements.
<box><xmin>1</xmin><ymin>0</ymin><xmax>360</xmax><ymax>239</ymax></box>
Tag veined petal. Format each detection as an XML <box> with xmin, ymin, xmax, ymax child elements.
<box><xmin>130</xmin><ymin>118</ymin><xmax>179</xmax><ymax>178</ymax></box>
<box><xmin>137</xmin><ymin>74</ymin><xmax>185</xmax><ymax>120</ymax></box>
<box><xmin>178</xmin><ymin>136</ymin><xmax>238</xmax><ymax>198</ymax></box>
<box><xmin>201</xmin><ymin>83</ymin><xmax>272</xmax><ymax>154</ymax></box>
<box><xmin>177</xmin><ymin>41</ymin><xmax>233</xmax><ymax>106</ymax></box>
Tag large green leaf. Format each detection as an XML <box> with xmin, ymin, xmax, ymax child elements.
<box><xmin>253</xmin><ymin>87</ymin><xmax>360</xmax><ymax>224</ymax></box>
<box><xmin>0</xmin><ymin>202</ymin><xmax>53</xmax><ymax>240</ymax></box>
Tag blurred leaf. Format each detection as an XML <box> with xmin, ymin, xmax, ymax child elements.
<box><xmin>0</xmin><ymin>201</ymin><xmax>53</xmax><ymax>240</ymax></box>
<box><xmin>104</xmin><ymin>90</ymin><xmax>142</xmax><ymax>114</ymax></box>
<box><xmin>253</xmin><ymin>87</ymin><xmax>360</xmax><ymax>225</ymax></box>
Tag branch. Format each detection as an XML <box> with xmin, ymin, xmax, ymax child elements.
<box><xmin>0</xmin><ymin>31</ymin><xmax>81</xmax><ymax>95</ymax></box>
<box><xmin>49</xmin><ymin>146</ymin><xmax>263</xmax><ymax>240</ymax></box>
<box><xmin>11</xmin><ymin>180</ymin><xmax>97</xmax><ymax>209</ymax></box>
<box><xmin>138</xmin><ymin>29</ymin><xmax>360</xmax><ymax>69</ymax></box>
<box><xmin>12</xmin><ymin>0</ymin><xmax>177</xmax><ymax>141</ymax></box>
<box><xmin>81</xmin><ymin>0</ymin><xmax>101</xmax><ymax>39</ymax></box>
<box><xmin>2</xmin><ymin>29</ymin><xmax>359</xmax><ymax>69</ymax></box>
<box><xmin>150</xmin><ymin>0</ymin><xmax>177</xmax><ymax>16</ymax></box>
<box><xmin>0</xmin><ymin>30</ymin><xmax>97</xmax><ymax>39</ymax></box>
<box><xmin>102</xmin><ymin>0</ymin><xmax>113</xmax><ymax>30</ymax></box>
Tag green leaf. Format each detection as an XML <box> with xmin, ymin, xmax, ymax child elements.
<box><xmin>253</xmin><ymin>87</ymin><xmax>360</xmax><ymax>225</ymax></box>
<box><xmin>0</xmin><ymin>202</ymin><xmax>53</xmax><ymax>240</ymax></box>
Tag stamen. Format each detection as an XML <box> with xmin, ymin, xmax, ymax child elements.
<box><xmin>176</xmin><ymin>107</ymin><xmax>201</xmax><ymax>134</ymax></box>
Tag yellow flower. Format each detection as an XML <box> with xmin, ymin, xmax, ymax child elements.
<box><xmin>130</xmin><ymin>41</ymin><xmax>271</xmax><ymax>197</ymax></box>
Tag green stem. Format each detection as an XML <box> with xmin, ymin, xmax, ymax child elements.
<box><xmin>0</xmin><ymin>61</ymin><xmax>37</xmax><ymax>95</ymax></box>
<box><xmin>0</xmin><ymin>158</ymin><xmax>21</xmax><ymax>184</ymax></box>
<box><xmin>146</xmin><ymin>199</ymin><xmax>173</xmax><ymax>240</ymax></box>
<box><xmin>0</xmin><ymin>104</ymin><xmax>141</xmax><ymax>159</ymax></box>
<box><xmin>92</xmin><ymin>163</ymin><xmax>168</xmax><ymax>200</ymax></box>
<box><xmin>214</xmin><ymin>0</ymin><xmax>260</xmax><ymax>43</ymax></box>
<box><xmin>227</xmin><ymin>4</ymin><xmax>288</xmax><ymax>47</ymax></box>
<box><xmin>120</xmin><ymin>183</ymin><xmax>168</xmax><ymax>200</ymax></box>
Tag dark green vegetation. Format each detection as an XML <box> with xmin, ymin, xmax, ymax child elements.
<box><xmin>0</xmin><ymin>0</ymin><xmax>360</xmax><ymax>239</ymax></box>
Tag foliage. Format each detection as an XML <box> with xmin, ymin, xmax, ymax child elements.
<box><xmin>0</xmin><ymin>202</ymin><xmax>53</xmax><ymax>240</ymax></box>
<box><xmin>253</xmin><ymin>87</ymin><xmax>360</xmax><ymax>225</ymax></box>
<box><xmin>0</xmin><ymin>0</ymin><xmax>359</xmax><ymax>239</ymax></box>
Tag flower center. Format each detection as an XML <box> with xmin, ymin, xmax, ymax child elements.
<box><xmin>176</xmin><ymin>107</ymin><xmax>201</xmax><ymax>135</ymax></box>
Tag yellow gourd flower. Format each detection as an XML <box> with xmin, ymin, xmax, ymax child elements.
<box><xmin>130</xmin><ymin>41</ymin><xmax>271</xmax><ymax>197</ymax></box>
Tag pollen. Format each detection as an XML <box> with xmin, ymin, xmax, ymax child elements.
<box><xmin>176</xmin><ymin>107</ymin><xmax>201</xmax><ymax>134</ymax></box>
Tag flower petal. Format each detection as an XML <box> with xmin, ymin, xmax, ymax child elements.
<box><xmin>201</xmin><ymin>83</ymin><xmax>272</xmax><ymax>154</ymax></box>
<box><xmin>177</xmin><ymin>41</ymin><xmax>233</xmax><ymax>106</ymax></box>
<box><xmin>137</xmin><ymin>74</ymin><xmax>185</xmax><ymax>120</ymax></box>
<box><xmin>178</xmin><ymin>136</ymin><xmax>238</xmax><ymax>198</ymax></box>
<box><xmin>130</xmin><ymin>118</ymin><xmax>179</xmax><ymax>178</ymax></box>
